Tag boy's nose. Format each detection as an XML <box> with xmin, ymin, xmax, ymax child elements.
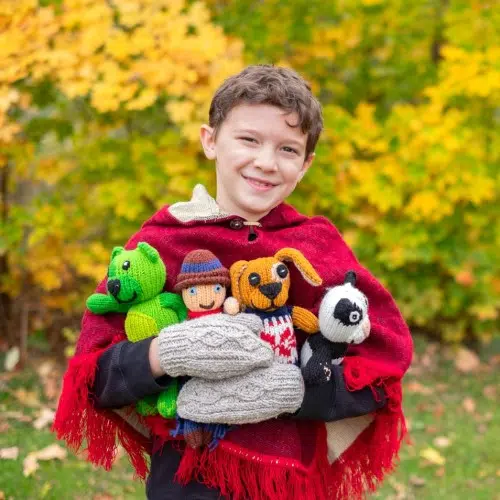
<box><xmin>254</xmin><ymin>148</ymin><xmax>278</xmax><ymax>171</ymax></box>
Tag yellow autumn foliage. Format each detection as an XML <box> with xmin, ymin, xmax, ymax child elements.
<box><xmin>0</xmin><ymin>0</ymin><xmax>242</xmax><ymax>340</ymax></box>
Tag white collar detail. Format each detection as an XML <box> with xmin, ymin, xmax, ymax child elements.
<box><xmin>168</xmin><ymin>184</ymin><xmax>231</xmax><ymax>223</ymax></box>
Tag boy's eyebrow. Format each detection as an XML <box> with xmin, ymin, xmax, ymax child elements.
<box><xmin>233</xmin><ymin>128</ymin><xmax>306</xmax><ymax>148</ymax></box>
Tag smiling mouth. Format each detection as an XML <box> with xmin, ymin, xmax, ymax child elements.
<box><xmin>115</xmin><ymin>291</ymin><xmax>138</xmax><ymax>304</ymax></box>
<box><xmin>199</xmin><ymin>301</ymin><xmax>215</xmax><ymax>310</ymax></box>
<box><xmin>243</xmin><ymin>175</ymin><xmax>277</xmax><ymax>189</ymax></box>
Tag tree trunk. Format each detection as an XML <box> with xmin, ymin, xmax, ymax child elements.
<box><xmin>0</xmin><ymin>162</ymin><xmax>12</xmax><ymax>342</ymax></box>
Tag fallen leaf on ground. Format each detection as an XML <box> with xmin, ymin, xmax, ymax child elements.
<box><xmin>433</xmin><ymin>403</ymin><xmax>445</xmax><ymax>419</ymax></box>
<box><xmin>0</xmin><ymin>490</ymin><xmax>5</xmax><ymax>499</ymax></box>
<box><xmin>23</xmin><ymin>444</ymin><xmax>67</xmax><ymax>477</ymax></box>
<box><xmin>433</xmin><ymin>436</ymin><xmax>451</xmax><ymax>448</ymax></box>
<box><xmin>463</xmin><ymin>397</ymin><xmax>476</xmax><ymax>414</ymax></box>
<box><xmin>435</xmin><ymin>383</ymin><xmax>449</xmax><ymax>392</ymax></box>
<box><xmin>3</xmin><ymin>411</ymin><xmax>32</xmax><ymax>423</ymax></box>
<box><xmin>0</xmin><ymin>447</ymin><xmax>19</xmax><ymax>460</ymax></box>
<box><xmin>406</xmin><ymin>381</ymin><xmax>434</xmax><ymax>395</ymax></box>
<box><xmin>33</xmin><ymin>408</ymin><xmax>55</xmax><ymax>430</ymax></box>
<box><xmin>39</xmin><ymin>482</ymin><xmax>53</xmax><ymax>498</ymax></box>
<box><xmin>12</xmin><ymin>389</ymin><xmax>41</xmax><ymax>408</ymax></box>
<box><xmin>420</xmin><ymin>447</ymin><xmax>446</xmax><ymax>466</ymax></box>
<box><xmin>483</xmin><ymin>411</ymin><xmax>493</xmax><ymax>422</ymax></box>
<box><xmin>477</xmin><ymin>423</ymin><xmax>488</xmax><ymax>434</ymax></box>
<box><xmin>483</xmin><ymin>385</ymin><xmax>496</xmax><ymax>400</ymax></box>
<box><xmin>409</xmin><ymin>474</ymin><xmax>426</xmax><ymax>487</ymax></box>
<box><xmin>4</xmin><ymin>347</ymin><xmax>20</xmax><ymax>372</ymax></box>
<box><xmin>435</xmin><ymin>466</ymin><xmax>446</xmax><ymax>477</ymax></box>
<box><xmin>93</xmin><ymin>494</ymin><xmax>114</xmax><ymax>500</ymax></box>
<box><xmin>36</xmin><ymin>360</ymin><xmax>61</xmax><ymax>401</ymax></box>
<box><xmin>388</xmin><ymin>477</ymin><xmax>407</xmax><ymax>498</ymax></box>
<box><xmin>455</xmin><ymin>347</ymin><xmax>480</xmax><ymax>373</ymax></box>
<box><xmin>0</xmin><ymin>421</ymin><xmax>10</xmax><ymax>433</ymax></box>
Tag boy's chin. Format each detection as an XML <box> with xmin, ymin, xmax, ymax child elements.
<box><xmin>238</xmin><ymin>197</ymin><xmax>280</xmax><ymax>218</ymax></box>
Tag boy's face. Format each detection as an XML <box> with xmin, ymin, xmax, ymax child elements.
<box><xmin>200</xmin><ymin>103</ymin><xmax>314</xmax><ymax>221</ymax></box>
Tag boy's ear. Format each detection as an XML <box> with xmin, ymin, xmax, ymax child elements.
<box><xmin>200</xmin><ymin>124</ymin><xmax>216</xmax><ymax>160</ymax></box>
<box><xmin>298</xmin><ymin>152</ymin><xmax>315</xmax><ymax>182</ymax></box>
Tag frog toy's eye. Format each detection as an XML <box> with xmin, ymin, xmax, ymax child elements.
<box><xmin>214</xmin><ymin>284</ymin><xmax>223</xmax><ymax>293</ymax></box>
<box><xmin>122</xmin><ymin>261</ymin><xmax>131</xmax><ymax>271</ymax></box>
<box><xmin>188</xmin><ymin>287</ymin><xmax>197</xmax><ymax>296</ymax></box>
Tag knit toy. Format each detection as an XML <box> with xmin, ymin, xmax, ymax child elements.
<box><xmin>225</xmin><ymin>248</ymin><xmax>323</xmax><ymax>365</ymax></box>
<box><xmin>300</xmin><ymin>270</ymin><xmax>371</xmax><ymax>385</ymax></box>
<box><xmin>86</xmin><ymin>242</ymin><xmax>188</xmax><ymax>417</ymax></box>
<box><xmin>169</xmin><ymin>249</ymin><xmax>233</xmax><ymax>450</ymax></box>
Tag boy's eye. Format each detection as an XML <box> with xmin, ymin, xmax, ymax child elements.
<box><xmin>240</xmin><ymin>137</ymin><xmax>257</xmax><ymax>143</ymax></box>
<box><xmin>282</xmin><ymin>146</ymin><xmax>298</xmax><ymax>155</ymax></box>
<box><xmin>188</xmin><ymin>287</ymin><xmax>197</xmax><ymax>296</ymax></box>
<box><xmin>122</xmin><ymin>261</ymin><xmax>131</xmax><ymax>271</ymax></box>
<box><xmin>214</xmin><ymin>284</ymin><xmax>223</xmax><ymax>293</ymax></box>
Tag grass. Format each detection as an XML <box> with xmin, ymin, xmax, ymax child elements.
<box><xmin>0</xmin><ymin>334</ymin><xmax>498</xmax><ymax>499</ymax></box>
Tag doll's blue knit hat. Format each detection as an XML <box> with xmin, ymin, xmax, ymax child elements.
<box><xmin>174</xmin><ymin>249</ymin><xmax>230</xmax><ymax>292</ymax></box>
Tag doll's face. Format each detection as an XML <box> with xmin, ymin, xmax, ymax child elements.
<box><xmin>182</xmin><ymin>283</ymin><xmax>227</xmax><ymax>312</ymax></box>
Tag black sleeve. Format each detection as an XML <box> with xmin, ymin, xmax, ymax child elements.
<box><xmin>294</xmin><ymin>364</ymin><xmax>385</xmax><ymax>421</ymax></box>
<box><xmin>91</xmin><ymin>337</ymin><xmax>173</xmax><ymax>409</ymax></box>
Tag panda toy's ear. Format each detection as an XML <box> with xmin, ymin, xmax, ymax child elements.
<box><xmin>344</xmin><ymin>270</ymin><xmax>357</xmax><ymax>286</ymax></box>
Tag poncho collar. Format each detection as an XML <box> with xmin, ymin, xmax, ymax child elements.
<box><xmin>150</xmin><ymin>183</ymin><xmax>308</xmax><ymax>230</ymax></box>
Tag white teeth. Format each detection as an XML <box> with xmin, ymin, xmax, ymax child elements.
<box><xmin>247</xmin><ymin>177</ymin><xmax>272</xmax><ymax>187</ymax></box>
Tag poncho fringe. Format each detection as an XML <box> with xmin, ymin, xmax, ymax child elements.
<box><xmin>53</xmin><ymin>348</ymin><xmax>407</xmax><ymax>499</ymax></box>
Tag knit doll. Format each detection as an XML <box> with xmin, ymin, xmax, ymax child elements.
<box><xmin>170</xmin><ymin>249</ymin><xmax>232</xmax><ymax>449</ymax></box>
<box><xmin>224</xmin><ymin>247</ymin><xmax>323</xmax><ymax>365</ymax></box>
<box><xmin>300</xmin><ymin>270</ymin><xmax>371</xmax><ymax>385</ymax></box>
<box><xmin>86</xmin><ymin>242</ymin><xmax>187</xmax><ymax>417</ymax></box>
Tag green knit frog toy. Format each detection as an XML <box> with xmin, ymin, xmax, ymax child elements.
<box><xmin>86</xmin><ymin>242</ymin><xmax>187</xmax><ymax>418</ymax></box>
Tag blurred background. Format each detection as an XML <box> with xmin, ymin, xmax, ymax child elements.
<box><xmin>0</xmin><ymin>0</ymin><xmax>498</xmax><ymax>498</ymax></box>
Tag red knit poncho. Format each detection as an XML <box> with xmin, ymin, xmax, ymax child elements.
<box><xmin>53</xmin><ymin>186</ymin><xmax>412</xmax><ymax>499</ymax></box>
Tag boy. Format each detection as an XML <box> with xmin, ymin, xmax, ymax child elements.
<box><xmin>54</xmin><ymin>66</ymin><xmax>413</xmax><ymax>499</ymax></box>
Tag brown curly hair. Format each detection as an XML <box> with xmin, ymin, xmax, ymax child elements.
<box><xmin>209</xmin><ymin>65</ymin><xmax>323</xmax><ymax>158</ymax></box>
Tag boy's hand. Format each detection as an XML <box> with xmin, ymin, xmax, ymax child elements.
<box><xmin>156</xmin><ymin>313</ymin><xmax>273</xmax><ymax>380</ymax></box>
<box><xmin>176</xmin><ymin>363</ymin><xmax>305</xmax><ymax>424</ymax></box>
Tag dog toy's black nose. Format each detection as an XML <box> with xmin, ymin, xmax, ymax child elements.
<box><xmin>259</xmin><ymin>283</ymin><xmax>282</xmax><ymax>300</ymax></box>
<box><xmin>107</xmin><ymin>279</ymin><xmax>121</xmax><ymax>297</ymax></box>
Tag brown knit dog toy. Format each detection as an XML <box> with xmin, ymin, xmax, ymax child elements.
<box><xmin>224</xmin><ymin>248</ymin><xmax>323</xmax><ymax>364</ymax></box>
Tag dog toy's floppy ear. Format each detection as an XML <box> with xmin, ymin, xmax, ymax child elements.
<box><xmin>229</xmin><ymin>260</ymin><xmax>249</xmax><ymax>304</ymax></box>
<box><xmin>274</xmin><ymin>248</ymin><xmax>322</xmax><ymax>287</ymax></box>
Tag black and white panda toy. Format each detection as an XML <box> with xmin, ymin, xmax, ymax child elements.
<box><xmin>300</xmin><ymin>270</ymin><xmax>371</xmax><ymax>385</ymax></box>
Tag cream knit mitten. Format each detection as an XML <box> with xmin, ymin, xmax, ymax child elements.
<box><xmin>176</xmin><ymin>362</ymin><xmax>305</xmax><ymax>424</ymax></box>
<box><xmin>157</xmin><ymin>313</ymin><xmax>273</xmax><ymax>380</ymax></box>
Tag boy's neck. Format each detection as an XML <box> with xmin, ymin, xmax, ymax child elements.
<box><xmin>215</xmin><ymin>194</ymin><xmax>272</xmax><ymax>223</ymax></box>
